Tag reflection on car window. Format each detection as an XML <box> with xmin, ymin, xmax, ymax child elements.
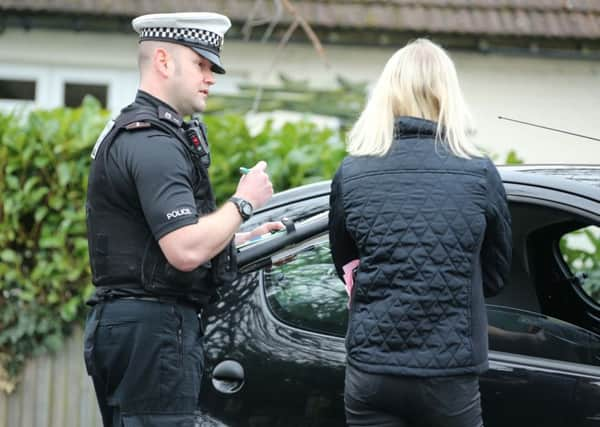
<box><xmin>488</xmin><ymin>305</ymin><xmax>600</xmax><ymax>367</ymax></box>
<box><xmin>263</xmin><ymin>239</ymin><xmax>348</xmax><ymax>337</ymax></box>
<box><xmin>559</xmin><ymin>225</ymin><xmax>600</xmax><ymax>304</ymax></box>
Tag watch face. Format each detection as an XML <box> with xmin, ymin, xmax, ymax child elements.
<box><xmin>242</xmin><ymin>203</ymin><xmax>253</xmax><ymax>216</ymax></box>
<box><xmin>230</xmin><ymin>197</ymin><xmax>253</xmax><ymax>220</ymax></box>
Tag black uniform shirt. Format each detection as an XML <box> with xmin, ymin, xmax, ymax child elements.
<box><xmin>88</xmin><ymin>91</ymin><xmax>201</xmax><ymax>302</ymax></box>
<box><xmin>109</xmin><ymin>91</ymin><xmax>199</xmax><ymax>240</ymax></box>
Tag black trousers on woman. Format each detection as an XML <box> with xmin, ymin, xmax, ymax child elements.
<box><xmin>344</xmin><ymin>364</ymin><xmax>484</xmax><ymax>427</ymax></box>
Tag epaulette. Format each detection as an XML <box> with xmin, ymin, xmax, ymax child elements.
<box><xmin>158</xmin><ymin>106</ymin><xmax>183</xmax><ymax>127</ymax></box>
<box><xmin>124</xmin><ymin>121</ymin><xmax>153</xmax><ymax>131</ymax></box>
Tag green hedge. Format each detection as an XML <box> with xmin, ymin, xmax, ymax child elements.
<box><xmin>206</xmin><ymin>114</ymin><xmax>346</xmax><ymax>203</ymax></box>
<box><xmin>0</xmin><ymin>97</ymin><xmax>345</xmax><ymax>391</ymax></box>
<box><xmin>0</xmin><ymin>98</ymin><xmax>109</xmax><ymax>392</ymax></box>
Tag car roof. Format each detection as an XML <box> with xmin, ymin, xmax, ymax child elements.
<box><xmin>261</xmin><ymin>165</ymin><xmax>600</xmax><ymax>213</ymax></box>
<box><xmin>501</xmin><ymin>165</ymin><xmax>600</xmax><ymax>189</ymax></box>
<box><xmin>500</xmin><ymin>165</ymin><xmax>600</xmax><ymax>203</ymax></box>
<box><xmin>258</xmin><ymin>181</ymin><xmax>331</xmax><ymax>214</ymax></box>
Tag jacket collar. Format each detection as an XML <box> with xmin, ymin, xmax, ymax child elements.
<box><xmin>134</xmin><ymin>90</ymin><xmax>184</xmax><ymax>128</ymax></box>
<box><xmin>393</xmin><ymin>116</ymin><xmax>439</xmax><ymax>139</ymax></box>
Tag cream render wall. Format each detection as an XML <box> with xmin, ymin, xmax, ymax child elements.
<box><xmin>1</xmin><ymin>28</ymin><xmax>599</xmax><ymax>163</ymax></box>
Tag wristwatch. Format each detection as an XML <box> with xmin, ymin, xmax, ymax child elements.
<box><xmin>229</xmin><ymin>196</ymin><xmax>253</xmax><ymax>222</ymax></box>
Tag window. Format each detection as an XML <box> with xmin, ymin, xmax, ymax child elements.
<box><xmin>64</xmin><ymin>82</ymin><xmax>107</xmax><ymax>108</ymax></box>
<box><xmin>560</xmin><ymin>225</ymin><xmax>600</xmax><ymax>304</ymax></box>
<box><xmin>0</xmin><ymin>79</ymin><xmax>36</xmax><ymax>100</ymax></box>
<box><xmin>488</xmin><ymin>305</ymin><xmax>600</xmax><ymax>366</ymax></box>
<box><xmin>261</xmin><ymin>227</ymin><xmax>600</xmax><ymax>367</ymax></box>
<box><xmin>263</xmin><ymin>237</ymin><xmax>348</xmax><ymax>336</ymax></box>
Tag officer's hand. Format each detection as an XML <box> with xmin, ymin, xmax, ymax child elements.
<box><xmin>248</xmin><ymin>221</ymin><xmax>285</xmax><ymax>238</ymax></box>
<box><xmin>234</xmin><ymin>161</ymin><xmax>274</xmax><ymax>209</ymax></box>
<box><xmin>234</xmin><ymin>221</ymin><xmax>285</xmax><ymax>246</ymax></box>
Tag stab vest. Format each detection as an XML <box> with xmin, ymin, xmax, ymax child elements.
<box><xmin>86</xmin><ymin>102</ymin><xmax>237</xmax><ymax>306</ymax></box>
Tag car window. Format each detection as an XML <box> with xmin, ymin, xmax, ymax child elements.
<box><xmin>488</xmin><ymin>305</ymin><xmax>600</xmax><ymax>367</ymax></box>
<box><xmin>261</xmin><ymin>234</ymin><xmax>600</xmax><ymax>366</ymax></box>
<box><xmin>559</xmin><ymin>225</ymin><xmax>600</xmax><ymax>305</ymax></box>
<box><xmin>263</xmin><ymin>236</ymin><xmax>348</xmax><ymax>337</ymax></box>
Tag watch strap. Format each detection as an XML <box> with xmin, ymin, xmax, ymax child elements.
<box><xmin>229</xmin><ymin>196</ymin><xmax>253</xmax><ymax>221</ymax></box>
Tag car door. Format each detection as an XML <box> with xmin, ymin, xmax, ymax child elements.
<box><xmin>200</xmin><ymin>179</ymin><xmax>600</xmax><ymax>426</ymax></box>
<box><xmin>258</xmin><ymin>236</ymin><xmax>598</xmax><ymax>427</ymax></box>
<box><xmin>200</xmin><ymin>233</ymin><xmax>598</xmax><ymax>427</ymax></box>
<box><xmin>199</xmin><ymin>216</ymin><xmax>348</xmax><ymax>426</ymax></box>
<box><xmin>490</xmin><ymin>180</ymin><xmax>600</xmax><ymax>425</ymax></box>
<box><xmin>483</xmin><ymin>305</ymin><xmax>600</xmax><ymax>427</ymax></box>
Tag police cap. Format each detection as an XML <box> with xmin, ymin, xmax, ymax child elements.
<box><xmin>132</xmin><ymin>12</ymin><xmax>231</xmax><ymax>74</ymax></box>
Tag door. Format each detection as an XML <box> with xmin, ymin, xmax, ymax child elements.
<box><xmin>200</xmin><ymin>233</ymin><xmax>347</xmax><ymax>426</ymax></box>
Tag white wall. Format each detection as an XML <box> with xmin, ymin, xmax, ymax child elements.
<box><xmin>1</xmin><ymin>28</ymin><xmax>599</xmax><ymax>163</ymax></box>
<box><xmin>457</xmin><ymin>54</ymin><xmax>600</xmax><ymax>164</ymax></box>
<box><xmin>0</xmin><ymin>29</ymin><xmax>139</xmax><ymax>113</ymax></box>
<box><xmin>224</xmin><ymin>41</ymin><xmax>600</xmax><ymax>164</ymax></box>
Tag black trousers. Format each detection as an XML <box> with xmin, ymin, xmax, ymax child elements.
<box><xmin>344</xmin><ymin>364</ymin><xmax>484</xmax><ymax>427</ymax></box>
<box><xmin>84</xmin><ymin>299</ymin><xmax>204</xmax><ymax>427</ymax></box>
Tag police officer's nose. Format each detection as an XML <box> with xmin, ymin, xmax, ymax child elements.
<box><xmin>205</xmin><ymin>69</ymin><xmax>215</xmax><ymax>85</ymax></box>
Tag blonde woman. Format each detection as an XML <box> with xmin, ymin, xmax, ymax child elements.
<box><xmin>328</xmin><ymin>39</ymin><xmax>512</xmax><ymax>427</ymax></box>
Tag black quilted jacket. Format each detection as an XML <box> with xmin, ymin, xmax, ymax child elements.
<box><xmin>329</xmin><ymin>116</ymin><xmax>512</xmax><ymax>377</ymax></box>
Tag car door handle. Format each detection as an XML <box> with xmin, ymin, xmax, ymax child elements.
<box><xmin>211</xmin><ymin>360</ymin><xmax>245</xmax><ymax>394</ymax></box>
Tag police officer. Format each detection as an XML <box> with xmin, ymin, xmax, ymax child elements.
<box><xmin>83</xmin><ymin>12</ymin><xmax>282</xmax><ymax>426</ymax></box>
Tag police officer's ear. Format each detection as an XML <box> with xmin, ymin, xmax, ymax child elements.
<box><xmin>154</xmin><ymin>46</ymin><xmax>175</xmax><ymax>78</ymax></box>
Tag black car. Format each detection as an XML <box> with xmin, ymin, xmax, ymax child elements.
<box><xmin>199</xmin><ymin>165</ymin><xmax>600</xmax><ymax>427</ymax></box>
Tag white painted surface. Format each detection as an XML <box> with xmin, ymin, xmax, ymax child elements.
<box><xmin>1</xmin><ymin>28</ymin><xmax>599</xmax><ymax>163</ymax></box>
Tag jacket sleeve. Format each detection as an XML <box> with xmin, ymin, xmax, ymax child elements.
<box><xmin>481</xmin><ymin>160</ymin><xmax>512</xmax><ymax>297</ymax></box>
<box><xmin>328</xmin><ymin>166</ymin><xmax>359</xmax><ymax>281</ymax></box>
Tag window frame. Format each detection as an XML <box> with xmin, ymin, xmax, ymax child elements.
<box><xmin>0</xmin><ymin>78</ymin><xmax>37</xmax><ymax>101</ymax></box>
<box><xmin>252</xmin><ymin>184</ymin><xmax>600</xmax><ymax>349</ymax></box>
<box><xmin>260</xmin><ymin>233</ymin><xmax>349</xmax><ymax>338</ymax></box>
<box><xmin>556</xmin><ymin>224</ymin><xmax>600</xmax><ymax>308</ymax></box>
<box><xmin>504</xmin><ymin>186</ymin><xmax>600</xmax><ymax>334</ymax></box>
<box><xmin>487</xmin><ymin>303</ymin><xmax>600</xmax><ymax>367</ymax></box>
<box><xmin>63</xmin><ymin>81</ymin><xmax>109</xmax><ymax>108</ymax></box>
<box><xmin>258</xmin><ymin>229</ymin><xmax>600</xmax><ymax>368</ymax></box>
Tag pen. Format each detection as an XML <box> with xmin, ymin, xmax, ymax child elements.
<box><xmin>239</xmin><ymin>167</ymin><xmax>250</xmax><ymax>174</ymax></box>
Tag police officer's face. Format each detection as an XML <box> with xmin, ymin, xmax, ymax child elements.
<box><xmin>170</xmin><ymin>47</ymin><xmax>215</xmax><ymax>115</ymax></box>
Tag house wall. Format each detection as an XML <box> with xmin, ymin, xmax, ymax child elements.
<box><xmin>1</xmin><ymin>28</ymin><xmax>599</xmax><ymax>163</ymax></box>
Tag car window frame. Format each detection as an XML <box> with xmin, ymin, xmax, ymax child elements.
<box><xmin>487</xmin><ymin>303</ymin><xmax>600</xmax><ymax>367</ymax></box>
<box><xmin>258</xmin><ymin>230</ymin><xmax>600</xmax><ymax>371</ymax></box>
<box><xmin>248</xmin><ymin>182</ymin><xmax>600</xmax><ymax>340</ymax></box>
<box><xmin>505</xmin><ymin>186</ymin><xmax>600</xmax><ymax>322</ymax></box>
<box><xmin>259</xmin><ymin>232</ymin><xmax>348</xmax><ymax>341</ymax></box>
<box><xmin>556</xmin><ymin>224</ymin><xmax>600</xmax><ymax>309</ymax></box>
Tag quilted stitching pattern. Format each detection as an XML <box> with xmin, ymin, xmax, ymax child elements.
<box><xmin>340</xmin><ymin>117</ymin><xmax>502</xmax><ymax>375</ymax></box>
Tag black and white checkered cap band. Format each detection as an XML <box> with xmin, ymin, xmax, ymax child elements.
<box><xmin>140</xmin><ymin>27</ymin><xmax>223</xmax><ymax>51</ymax></box>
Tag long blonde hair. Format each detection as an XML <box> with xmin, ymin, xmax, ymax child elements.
<box><xmin>347</xmin><ymin>38</ymin><xmax>479</xmax><ymax>158</ymax></box>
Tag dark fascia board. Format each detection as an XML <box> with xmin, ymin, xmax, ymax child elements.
<box><xmin>2</xmin><ymin>10</ymin><xmax>600</xmax><ymax>59</ymax></box>
<box><xmin>0</xmin><ymin>11</ymin><xmax>133</xmax><ymax>33</ymax></box>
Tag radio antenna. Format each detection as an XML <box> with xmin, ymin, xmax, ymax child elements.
<box><xmin>498</xmin><ymin>116</ymin><xmax>600</xmax><ymax>142</ymax></box>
